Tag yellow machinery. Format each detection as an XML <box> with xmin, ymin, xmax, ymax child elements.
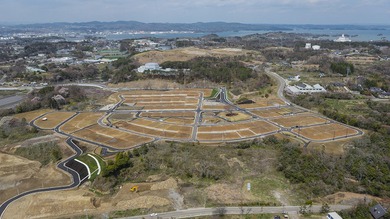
<box><xmin>130</xmin><ymin>186</ymin><xmax>139</xmax><ymax>192</ymax></box>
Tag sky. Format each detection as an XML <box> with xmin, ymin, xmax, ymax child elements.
<box><xmin>0</xmin><ymin>0</ymin><xmax>389</xmax><ymax>25</ymax></box>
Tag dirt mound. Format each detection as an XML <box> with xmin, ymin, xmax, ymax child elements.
<box><xmin>0</xmin><ymin>152</ymin><xmax>71</xmax><ymax>204</ymax></box>
<box><xmin>151</xmin><ymin>178</ymin><xmax>178</xmax><ymax>190</ymax></box>
<box><xmin>116</xmin><ymin>196</ymin><xmax>170</xmax><ymax>209</ymax></box>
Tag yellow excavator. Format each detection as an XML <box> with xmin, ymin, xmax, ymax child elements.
<box><xmin>130</xmin><ymin>186</ymin><xmax>139</xmax><ymax>192</ymax></box>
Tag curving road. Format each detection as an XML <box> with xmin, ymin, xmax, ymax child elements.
<box><xmin>118</xmin><ymin>205</ymin><xmax>353</xmax><ymax>219</ymax></box>
<box><xmin>0</xmin><ymin>138</ymin><xmax>83</xmax><ymax>218</ymax></box>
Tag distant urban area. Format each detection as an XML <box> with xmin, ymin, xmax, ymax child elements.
<box><xmin>0</xmin><ymin>22</ymin><xmax>389</xmax><ymax>219</ymax></box>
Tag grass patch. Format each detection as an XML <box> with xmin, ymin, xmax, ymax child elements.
<box><xmin>209</xmin><ymin>88</ymin><xmax>219</xmax><ymax>98</ymax></box>
<box><xmin>76</xmin><ymin>153</ymin><xmax>106</xmax><ymax>180</ymax></box>
<box><xmin>14</xmin><ymin>142</ymin><xmax>62</xmax><ymax>165</ymax></box>
<box><xmin>109</xmin><ymin>208</ymin><xmax>148</xmax><ymax>218</ymax></box>
<box><xmin>245</xmin><ymin>173</ymin><xmax>291</xmax><ymax>205</ymax></box>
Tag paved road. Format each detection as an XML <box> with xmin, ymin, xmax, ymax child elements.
<box><xmin>0</xmin><ymin>138</ymin><xmax>83</xmax><ymax>218</ymax></box>
<box><xmin>119</xmin><ymin>205</ymin><xmax>352</xmax><ymax>219</ymax></box>
<box><xmin>0</xmin><ymin>95</ymin><xmax>25</xmax><ymax>108</ymax></box>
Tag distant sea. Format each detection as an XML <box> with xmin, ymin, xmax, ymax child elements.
<box><xmin>99</xmin><ymin>28</ymin><xmax>390</xmax><ymax>42</ymax></box>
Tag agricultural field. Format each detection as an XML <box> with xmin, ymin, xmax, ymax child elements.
<box><xmin>292</xmin><ymin>123</ymin><xmax>359</xmax><ymax>140</ymax></box>
<box><xmin>34</xmin><ymin>112</ymin><xmax>76</xmax><ymax>129</ymax></box>
<box><xmin>60</xmin><ymin>112</ymin><xmax>104</xmax><ymax>134</ymax></box>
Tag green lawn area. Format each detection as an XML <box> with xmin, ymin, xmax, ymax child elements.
<box><xmin>76</xmin><ymin>153</ymin><xmax>106</xmax><ymax>180</ymax></box>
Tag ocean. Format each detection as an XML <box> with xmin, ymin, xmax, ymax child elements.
<box><xmin>102</xmin><ymin>28</ymin><xmax>390</xmax><ymax>42</ymax></box>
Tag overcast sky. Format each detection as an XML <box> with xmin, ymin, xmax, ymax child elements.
<box><xmin>1</xmin><ymin>0</ymin><xmax>389</xmax><ymax>25</ymax></box>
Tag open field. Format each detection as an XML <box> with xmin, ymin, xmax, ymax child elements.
<box><xmin>238</xmin><ymin>98</ymin><xmax>285</xmax><ymax>109</ymax></box>
<box><xmin>141</xmin><ymin>111</ymin><xmax>195</xmax><ymax>118</ymax></box>
<box><xmin>132</xmin><ymin>47</ymin><xmax>260</xmax><ymax>64</ymax></box>
<box><xmin>292</xmin><ymin>123</ymin><xmax>359</xmax><ymax>140</ymax></box>
<box><xmin>271</xmin><ymin>114</ymin><xmax>328</xmax><ymax>128</ymax></box>
<box><xmin>72</xmin><ymin>124</ymin><xmax>154</xmax><ymax>149</ymax></box>
<box><xmin>108</xmin><ymin>112</ymin><xmax>135</xmax><ymax>122</ymax></box>
<box><xmin>218</xmin><ymin>111</ymin><xmax>252</xmax><ymax>122</ymax></box>
<box><xmin>60</xmin><ymin>112</ymin><xmax>104</xmax><ymax>134</ymax></box>
<box><xmin>13</xmin><ymin>109</ymin><xmax>53</xmax><ymax>123</ymax></box>
<box><xmin>197</xmin><ymin>120</ymin><xmax>279</xmax><ymax>141</ymax></box>
<box><xmin>251</xmin><ymin>107</ymin><xmax>304</xmax><ymax>118</ymax></box>
<box><xmin>115</xmin><ymin>119</ymin><xmax>193</xmax><ymax>139</ymax></box>
<box><xmin>34</xmin><ymin>112</ymin><xmax>76</xmax><ymax>129</ymax></box>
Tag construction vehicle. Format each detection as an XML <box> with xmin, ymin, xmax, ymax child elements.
<box><xmin>130</xmin><ymin>186</ymin><xmax>139</xmax><ymax>192</ymax></box>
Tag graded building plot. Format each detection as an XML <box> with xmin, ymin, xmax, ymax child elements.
<box><xmin>115</xmin><ymin>119</ymin><xmax>193</xmax><ymax>139</ymax></box>
<box><xmin>218</xmin><ymin>111</ymin><xmax>252</xmax><ymax>122</ymax></box>
<box><xmin>72</xmin><ymin>124</ymin><xmax>154</xmax><ymax>149</ymax></box>
<box><xmin>142</xmin><ymin>104</ymin><xmax>197</xmax><ymax>110</ymax></box>
<box><xmin>141</xmin><ymin>111</ymin><xmax>195</xmax><ymax>118</ymax></box>
<box><xmin>238</xmin><ymin>99</ymin><xmax>285</xmax><ymax>109</ymax></box>
<box><xmin>202</xmin><ymin>104</ymin><xmax>228</xmax><ymax>110</ymax></box>
<box><xmin>14</xmin><ymin>109</ymin><xmax>53</xmax><ymax>123</ymax></box>
<box><xmin>197</xmin><ymin>132</ymin><xmax>242</xmax><ymax>141</ymax></box>
<box><xmin>60</xmin><ymin>112</ymin><xmax>104</xmax><ymax>134</ymax></box>
<box><xmin>109</xmin><ymin>112</ymin><xmax>134</xmax><ymax>121</ymax></box>
<box><xmin>251</xmin><ymin>107</ymin><xmax>302</xmax><ymax>118</ymax></box>
<box><xmin>34</xmin><ymin>112</ymin><xmax>76</xmax><ymax>129</ymax></box>
<box><xmin>197</xmin><ymin>120</ymin><xmax>279</xmax><ymax>141</ymax></box>
<box><xmin>292</xmin><ymin>123</ymin><xmax>359</xmax><ymax>141</ymax></box>
<box><xmin>163</xmin><ymin>117</ymin><xmax>194</xmax><ymax>125</ymax></box>
<box><xmin>271</xmin><ymin>114</ymin><xmax>328</xmax><ymax>128</ymax></box>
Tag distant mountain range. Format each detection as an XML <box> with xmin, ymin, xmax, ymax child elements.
<box><xmin>2</xmin><ymin>21</ymin><xmax>389</xmax><ymax>33</ymax></box>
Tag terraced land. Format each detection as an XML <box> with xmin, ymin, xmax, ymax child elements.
<box><xmin>60</xmin><ymin>112</ymin><xmax>104</xmax><ymax>134</ymax></box>
<box><xmin>34</xmin><ymin>112</ymin><xmax>76</xmax><ymax>129</ymax></box>
<box><xmin>72</xmin><ymin>124</ymin><xmax>154</xmax><ymax>149</ymax></box>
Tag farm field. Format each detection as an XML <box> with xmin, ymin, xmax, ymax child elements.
<box><xmin>271</xmin><ymin>114</ymin><xmax>328</xmax><ymax>128</ymax></box>
<box><xmin>292</xmin><ymin>123</ymin><xmax>359</xmax><ymax>140</ymax></box>
<box><xmin>34</xmin><ymin>112</ymin><xmax>76</xmax><ymax>129</ymax></box>
<box><xmin>60</xmin><ymin>112</ymin><xmax>104</xmax><ymax>134</ymax></box>
<box><xmin>72</xmin><ymin>124</ymin><xmax>154</xmax><ymax>149</ymax></box>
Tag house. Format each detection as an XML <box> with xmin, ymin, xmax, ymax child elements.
<box><xmin>370</xmin><ymin>204</ymin><xmax>387</xmax><ymax>219</ymax></box>
<box><xmin>327</xmin><ymin>212</ymin><xmax>343</xmax><ymax>219</ymax></box>
<box><xmin>137</xmin><ymin>63</ymin><xmax>161</xmax><ymax>73</ymax></box>
<box><xmin>288</xmin><ymin>75</ymin><xmax>301</xmax><ymax>81</ymax></box>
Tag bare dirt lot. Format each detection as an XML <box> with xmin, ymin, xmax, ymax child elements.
<box><xmin>14</xmin><ymin>109</ymin><xmax>53</xmax><ymax>123</ymax></box>
<box><xmin>133</xmin><ymin>47</ymin><xmax>260</xmax><ymax>64</ymax></box>
<box><xmin>271</xmin><ymin>114</ymin><xmax>328</xmax><ymax>128</ymax></box>
<box><xmin>0</xmin><ymin>152</ymin><xmax>71</xmax><ymax>204</ymax></box>
<box><xmin>34</xmin><ymin>112</ymin><xmax>76</xmax><ymax>129</ymax></box>
<box><xmin>60</xmin><ymin>112</ymin><xmax>104</xmax><ymax>134</ymax></box>
<box><xmin>293</xmin><ymin>123</ymin><xmax>359</xmax><ymax>140</ymax></box>
<box><xmin>72</xmin><ymin>124</ymin><xmax>154</xmax><ymax>149</ymax></box>
<box><xmin>3</xmin><ymin>178</ymin><xmax>179</xmax><ymax>219</ymax></box>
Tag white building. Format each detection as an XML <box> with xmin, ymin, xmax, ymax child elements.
<box><xmin>334</xmin><ymin>34</ymin><xmax>352</xmax><ymax>42</ymax></box>
<box><xmin>305</xmin><ymin>43</ymin><xmax>312</xmax><ymax>49</ymax></box>
<box><xmin>327</xmin><ymin>212</ymin><xmax>343</xmax><ymax>219</ymax></box>
<box><xmin>137</xmin><ymin>63</ymin><xmax>161</xmax><ymax>73</ymax></box>
<box><xmin>286</xmin><ymin>83</ymin><xmax>326</xmax><ymax>94</ymax></box>
<box><xmin>312</xmin><ymin>45</ymin><xmax>321</xmax><ymax>50</ymax></box>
